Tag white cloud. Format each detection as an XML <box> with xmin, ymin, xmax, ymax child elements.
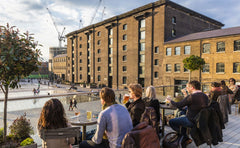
<box><xmin>1</xmin><ymin>0</ymin><xmax>240</xmax><ymax>61</ymax></box>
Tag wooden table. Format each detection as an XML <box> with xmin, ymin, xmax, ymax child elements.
<box><xmin>70</xmin><ymin>116</ymin><xmax>97</xmax><ymax>141</ymax></box>
<box><xmin>160</xmin><ymin>103</ymin><xmax>177</xmax><ymax>136</ymax></box>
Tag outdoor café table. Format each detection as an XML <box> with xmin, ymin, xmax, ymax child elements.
<box><xmin>159</xmin><ymin>103</ymin><xmax>177</xmax><ymax>136</ymax></box>
<box><xmin>70</xmin><ymin>115</ymin><xmax>97</xmax><ymax>141</ymax></box>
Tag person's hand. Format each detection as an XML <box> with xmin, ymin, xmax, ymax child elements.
<box><xmin>166</xmin><ymin>95</ymin><xmax>172</xmax><ymax>102</ymax></box>
<box><xmin>181</xmin><ymin>88</ymin><xmax>188</xmax><ymax>96</ymax></box>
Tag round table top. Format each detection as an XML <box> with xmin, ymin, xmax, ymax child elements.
<box><xmin>69</xmin><ymin>115</ymin><xmax>98</xmax><ymax>126</ymax></box>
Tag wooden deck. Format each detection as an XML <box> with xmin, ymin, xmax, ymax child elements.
<box><xmin>163</xmin><ymin>104</ymin><xmax>240</xmax><ymax>148</ymax></box>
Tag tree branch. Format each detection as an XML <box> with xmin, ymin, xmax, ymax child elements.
<box><xmin>0</xmin><ymin>85</ymin><xmax>6</xmax><ymax>94</ymax></box>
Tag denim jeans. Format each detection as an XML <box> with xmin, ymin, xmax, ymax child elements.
<box><xmin>169</xmin><ymin>116</ymin><xmax>194</xmax><ymax>137</ymax></box>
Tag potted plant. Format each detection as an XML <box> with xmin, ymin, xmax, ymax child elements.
<box><xmin>0</xmin><ymin>115</ymin><xmax>37</xmax><ymax>148</ymax></box>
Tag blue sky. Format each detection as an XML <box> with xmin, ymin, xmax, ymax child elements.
<box><xmin>1</xmin><ymin>0</ymin><xmax>240</xmax><ymax>61</ymax></box>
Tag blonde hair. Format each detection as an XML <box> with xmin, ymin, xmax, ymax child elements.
<box><xmin>146</xmin><ymin>86</ymin><xmax>156</xmax><ymax>99</ymax></box>
<box><xmin>128</xmin><ymin>83</ymin><xmax>142</xmax><ymax>98</ymax></box>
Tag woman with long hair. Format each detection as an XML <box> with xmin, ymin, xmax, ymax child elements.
<box><xmin>228</xmin><ymin>78</ymin><xmax>238</xmax><ymax>104</ymax></box>
<box><xmin>38</xmin><ymin>98</ymin><xmax>74</xmax><ymax>148</ymax></box>
<box><xmin>143</xmin><ymin>86</ymin><xmax>160</xmax><ymax>122</ymax></box>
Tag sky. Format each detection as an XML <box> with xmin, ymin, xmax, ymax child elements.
<box><xmin>1</xmin><ymin>0</ymin><xmax>240</xmax><ymax>61</ymax></box>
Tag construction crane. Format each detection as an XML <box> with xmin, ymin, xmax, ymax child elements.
<box><xmin>46</xmin><ymin>7</ymin><xmax>65</xmax><ymax>47</ymax></box>
<box><xmin>89</xmin><ymin>0</ymin><xmax>103</xmax><ymax>25</ymax></box>
<box><xmin>101</xmin><ymin>6</ymin><xmax>106</xmax><ymax>21</ymax></box>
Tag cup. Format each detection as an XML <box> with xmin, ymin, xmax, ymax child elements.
<box><xmin>87</xmin><ymin>111</ymin><xmax>92</xmax><ymax>120</ymax></box>
<box><xmin>122</xmin><ymin>94</ymin><xmax>130</xmax><ymax>104</ymax></box>
<box><xmin>74</xmin><ymin>108</ymin><xmax>80</xmax><ymax>116</ymax></box>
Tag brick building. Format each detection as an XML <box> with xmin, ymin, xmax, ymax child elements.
<box><xmin>164</xmin><ymin>27</ymin><xmax>240</xmax><ymax>93</ymax></box>
<box><xmin>53</xmin><ymin>54</ymin><xmax>67</xmax><ymax>80</ymax></box>
<box><xmin>66</xmin><ymin>0</ymin><xmax>229</xmax><ymax>89</ymax></box>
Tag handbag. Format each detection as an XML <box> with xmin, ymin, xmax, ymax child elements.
<box><xmin>162</xmin><ymin>132</ymin><xmax>183</xmax><ymax>148</ymax></box>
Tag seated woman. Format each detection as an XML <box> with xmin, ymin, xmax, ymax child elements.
<box><xmin>125</xmin><ymin>83</ymin><xmax>145</xmax><ymax>127</ymax></box>
<box><xmin>209</xmin><ymin>82</ymin><xmax>222</xmax><ymax>102</ymax></box>
<box><xmin>142</xmin><ymin>86</ymin><xmax>160</xmax><ymax>122</ymax></box>
<box><xmin>38</xmin><ymin>98</ymin><xmax>75</xmax><ymax>148</ymax></box>
<box><xmin>79</xmin><ymin>87</ymin><xmax>133</xmax><ymax>148</ymax></box>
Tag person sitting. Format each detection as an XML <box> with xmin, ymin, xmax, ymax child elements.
<box><xmin>125</xmin><ymin>83</ymin><xmax>145</xmax><ymax>127</ymax></box>
<box><xmin>228</xmin><ymin>78</ymin><xmax>238</xmax><ymax>104</ymax></box>
<box><xmin>79</xmin><ymin>87</ymin><xmax>133</xmax><ymax>148</ymax></box>
<box><xmin>167</xmin><ymin>80</ymin><xmax>209</xmax><ymax>147</ymax></box>
<box><xmin>142</xmin><ymin>86</ymin><xmax>160</xmax><ymax>122</ymax></box>
<box><xmin>208</xmin><ymin>82</ymin><xmax>222</xmax><ymax>102</ymax></box>
<box><xmin>38</xmin><ymin>98</ymin><xmax>75</xmax><ymax>148</ymax></box>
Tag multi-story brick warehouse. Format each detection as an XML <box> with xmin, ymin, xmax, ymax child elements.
<box><xmin>53</xmin><ymin>54</ymin><xmax>67</xmax><ymax>80</ymax></box>
<box><xmin>65</xmin><ymin>0</ymin><xmax>234</xmax><ymax>89</ymax></box>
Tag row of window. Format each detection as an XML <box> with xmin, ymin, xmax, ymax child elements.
<box><xmin>166</xmin><ymin>40</ymin><xmax>240</xmax><ymax>56</ymax></box>
<box><xmin>54</xmin><ymin>58</ymin><xmax>66</xmax><ymax>62</ymax></box>
<box><xmin>202</xmin><ymin>63</ymin><xmax>240</xmax><ymax>73</ymax></box>
<box><xmin>164</xmin><ymin>63</ymin><xmax>240</xmax><ymax>73</ymax></box>
<box><xmin>53</xmin><ymin>66</ymin><xmax>66</xmax><ymax>69</ymax></box>
<box><xmin>202</xmin><ymin>40</ymin><xmax>240</xmax><ymax>53</ymax></box>
<box><xmin>166</xmin><ymin>46</ymin><xmax>191</xmax><ymax>56</ymax></box>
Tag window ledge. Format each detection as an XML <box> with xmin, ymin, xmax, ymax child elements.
<box><xmin>216</xmin><ymin>72</ymin><xmax>225</xmax><ymax>74</ymax></box>
<box><xmin>202</xmin><ymin>72</ymin><xmax>210</xmax><ymax>74</ymax></box>
<box><xmin>233</xmin><ymin>73</ymin><xmax>240</xmax><ymax>74</ymax></box>
<box><xmin>166</xmin><ymin>71</ymin><xmax>172</xmax><ymax>73</ymax></box>
<box><xmin>174</xmin><ymin>71</ymin><xmax>181</xmax><ymax>73</ymax></box>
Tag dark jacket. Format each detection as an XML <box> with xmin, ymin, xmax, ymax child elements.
<box><xmin>142</xmin><ymin>97</ymin><xmax>160</xmax><ymax>122</ymax></box>
<box><xmin>126</xmin><ymin>98</ymin><xmax>145</xmax><ymax>127</ymax></box>
<box><xmin>171</xmin><ymin>92</ymin><xmax>209</xmax><ymax>122</ymax></box>
<box><xmin>121</xmin><ymin>122</ymin><xmax>160</xmax><ymax>148</ymax></box>
<box><xmin>140</xmin><ymin>107</ymin><xmax>159</xmax><ymax>136</ymax></box>
<box><xmin>191</xmin><ymin>101</ymin><xmax>224</xmax><ymax>146</ymax></box>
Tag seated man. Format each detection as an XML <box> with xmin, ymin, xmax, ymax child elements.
<box><xmin>125</xmin><ymin>83</ymin><xmax>145</xmax><ymax>127</ymax></box>
<box><xmin>167</xmin><ymin>80</ymin><xmax>209</xmax><ymax>146</ymax></box>
<box><xmin>79</xmin><ymin>87</ymin><xmax>133</xmax><ymax>148</ymax></box>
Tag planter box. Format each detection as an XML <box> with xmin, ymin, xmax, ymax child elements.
<box><xmin>1</xmin><ymin>143</ymin><xmax>37</xmax><ymax>148</ymax></box>
<box><xmin>18</xmin><ymin>143</ymin><xmax>37</xmax><ymax>148</ymax></box>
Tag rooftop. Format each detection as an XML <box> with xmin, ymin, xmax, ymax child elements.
<box><xmin>165</xmin><ymin>26</ymin><xmax>240</xmax><ymax>44</ymax></box>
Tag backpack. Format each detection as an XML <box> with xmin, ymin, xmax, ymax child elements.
<box><xmin>234</xmin><ymin>87</ymin><xmax>240</xmax><ymax>101</ymax></box>
<box><xmin>162</xmin><ymin>132</ymin><xmax>184</xmax><ymax>148</ymax></box>
<box><xmin>140</xmin><ymin>107</ymin><xmax>159</xmax><ymax>135</ymax></box>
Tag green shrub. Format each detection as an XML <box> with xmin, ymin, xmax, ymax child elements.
<box><xmin>20</xmin><ymin>138</ymin><xmax>34</xmax><ymax>146</ymax></box>
<box><xmin>0</xmin><ymin>127</ymin><xmax>3</xmax><ymax>144</ymax></box>
<box><xmin>9</xmin><ymin>115</ymin><xmax>34</xmax><ymax>140</ymax></box>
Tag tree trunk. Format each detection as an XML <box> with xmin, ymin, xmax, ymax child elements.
<box><xmin>3</xmin><ymin>86</ymin><xmax>8</xmax><ymax>141</ymax></box>
<box><xmin>188</xmin><ymin>71</ymin><xmax>191</xmax><ymax>82</ymax></box>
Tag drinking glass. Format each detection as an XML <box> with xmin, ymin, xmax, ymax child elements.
<box><xmin>87</xmin><ymin>111</ymin><xmax>92</xmax><ymax>121</ymax></box>
<box><xmin>122</xmin><ymin>94</ymin><xmax>130</xmax><ymax>104</ymax></box>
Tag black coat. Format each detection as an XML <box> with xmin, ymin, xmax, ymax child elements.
<box><xmin>190</xmin><ymin>102</ymin><xmax>224</xmax><ymax>146</ymax></box>
<box><xmin>142</xmin><ymin>97</ymin><xmax>160</xmax><ymax>122</ymax></box>
<box><xmin>126</xmin><ymin>98</ymin><xmax>145</xmax><ymax>127</ymax></box>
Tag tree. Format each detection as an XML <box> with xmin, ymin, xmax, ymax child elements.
<box><xmin>0</xmin><ymin>24</ymin><xmax>41</xmax><ymax>141</ymax></box>
<box><xmin>183</xmin><ymin>55</ymin><xmax>205</xmax><ymax>82</ymax></box>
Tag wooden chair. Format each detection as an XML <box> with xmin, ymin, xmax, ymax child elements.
<box><xmin>40</xmin><ymin>127</ymin><xmax>81</xmax><ymax>148</ymax></box>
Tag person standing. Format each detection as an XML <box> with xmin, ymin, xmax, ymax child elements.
<box><xmin>73</xmin><ymin>99</ymin><xmax>77</xmax><ymax>109</ymax></box>
<box><xmin>79</xmin><ymin>87</ymin><xmax>133</xmax><ymax>148</ymax></box>
<box><xmin>167</xmin><ymin>80</ymin><xmax>209</xmax><ymax>145</ymax></box>
<box><xmin>125</xmin><ymin>83</ymin><xmax>145</xmax><ymax>127</ymax></box>
<box><xmin>68</xmin><ymin>99</ymin><xmax>73</xmax><ymax>111</ymax></box>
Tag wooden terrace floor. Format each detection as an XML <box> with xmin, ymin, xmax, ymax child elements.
<box><xmin>164</xmin><ymin>104</ymin><xmax>240</xmax><ymax>148</ymax></box>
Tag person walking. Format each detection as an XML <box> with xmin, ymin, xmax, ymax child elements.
<box><xmin>69</xmin><ymin>99</ymin><xmax>73</xmax><ymax>111</ymax></box>
<box><xmin>73</xmin><ymin>99</ymin><xmax>77</xmax><ymax>109</ymax></box>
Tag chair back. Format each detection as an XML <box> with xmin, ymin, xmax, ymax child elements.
<box><xmin>40</xmin><ymin>127</ymin><xmax>81</xmax><ymax>141</ymax></box>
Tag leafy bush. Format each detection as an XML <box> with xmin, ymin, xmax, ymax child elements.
<box><xmin>0</xmin><ymin>127</ymin><xmax>3</xmax><ymax>144</ymax></box>
<box><xmin>20</xmin><ymin>138</ymin><xmax>34</xmax><ymax>146</ymax></box>
<box><xmin>9</xmin><ymin>115</ymin><xmax>34</xmax><ymax>140</ymax></box>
